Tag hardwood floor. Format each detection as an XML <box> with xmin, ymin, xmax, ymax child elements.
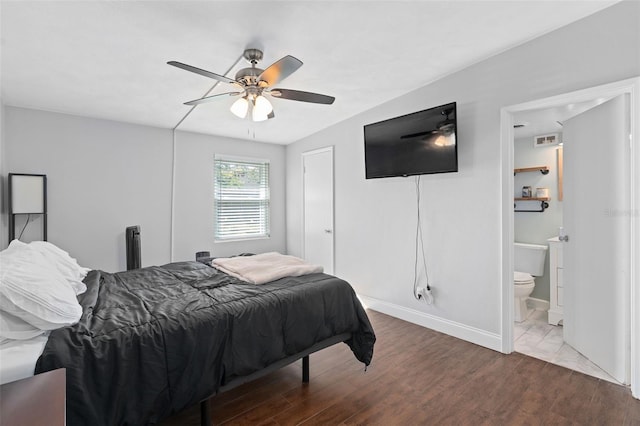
<box><xmin>160</xmin><ymin>310</ymin><xmax>640</xmax><ymax>425</ymax></box>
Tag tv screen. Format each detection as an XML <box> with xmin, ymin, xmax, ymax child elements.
<box><xmin>364</xmin><ymin>102</ymin><xmax>458</xmax><ymax>179</ymax></box>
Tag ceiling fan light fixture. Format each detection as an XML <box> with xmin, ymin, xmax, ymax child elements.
<box><xmin>254</xmin><ymin>95</ymin><xmax>273</xmax><ymax>115</ymax></box>
<box><xmin>252</xmin><ymin>108</ymin><xmax>268</xmax><ymax>122</ymax></box>
<box><xmin>251</xmin><ymin>95</ymin><xmax>273</xmax><ymax>122</ymax></box>
<box><xmin>230</xmin><ymin>97</ymin><xmax>249</xmax><ymax>118</ymax></box>
<box><xmin>169</xmin><ymin>48</ymin><xmax>335</xmax><ymax>123</ymax></box>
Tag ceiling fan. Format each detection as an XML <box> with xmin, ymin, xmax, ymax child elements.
<box><xmin>400</xmin><ymin>108</ymin><xmax>455</xmax><ymax>139</ymax></box>
<box><xmin>168</xmin><ymin>48</ymin><xmax>335</xmax><ymax>122</ymax></box>
<box><xmin>400</xmin><ymin>107</ymin><xmax>456</xmax><ymax>146</ymax></box>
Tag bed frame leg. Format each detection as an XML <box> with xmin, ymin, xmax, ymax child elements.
<box><xmin>302</xmin><ymin>355</ymin><xmax>309</xmax><ymax>383</ymax></box>
<box><xmin>200</xmin><ymin>399</ymin><xmax>211</xmax><ymax>426</ymax></box>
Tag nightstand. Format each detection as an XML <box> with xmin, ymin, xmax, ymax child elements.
<box><xmin>0</xmin><ymin>368</ymin><xmax>66</xmax><ymax>425</ymax></box>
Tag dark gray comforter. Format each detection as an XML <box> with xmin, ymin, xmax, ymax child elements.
<box><xmin>35</xmin><ymin>261</ymin><xmax>375</xmax><ymax>425</ymax></box>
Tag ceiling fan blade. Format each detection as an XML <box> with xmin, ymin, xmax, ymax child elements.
<box><xmin>269</xmin><ymin>88</ymin><xmax>335</xmax><ymax>105</ymax></box>
<box><xmin>258</xmin><ymin>56</ymin><xmax>303</xmax><ymax>87</ymax></box>
<box><xmin>400</xmin><ymin>130</ymin><xmax>436</xmax><ymax>139</ymax></box>
<box><xmin>168</xmin><ymin>61</ymin><xmax>237</xmax><ymax>85</ymax></box>
<box><xmin>184</xmin><ymin>92</ymin><xmax>242</xmax><ymax>106</ymax></box>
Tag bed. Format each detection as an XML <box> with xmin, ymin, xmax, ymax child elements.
<box><xmin>24</xmin><ymin>259</ymin><xmax>375</xmax><ymax>425</ymax></box>
<box><xmin>0</xmin><ymin>334</ymin><xmax>50</xmax><ymax>385</ymax></box>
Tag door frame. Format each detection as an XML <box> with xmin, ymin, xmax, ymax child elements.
<box><xmin>301</xmin><ymin>146</ymin><xmax>335</xmax><ymax>274</ymax></box>
<box><xmin>499</xmin><ymin>77</ymin><xmax>640</xmax><ymax>397</ymax></box>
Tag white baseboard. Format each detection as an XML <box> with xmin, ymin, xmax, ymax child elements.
<box><xmin>358</xmin><ymin>294</ymin><xmax>502</xmax><ymax>352</ymax></box>
<box><xmin>527</xmin><ymin>297</ymin><xmax>550</xmax><ymax>311</ymax></box>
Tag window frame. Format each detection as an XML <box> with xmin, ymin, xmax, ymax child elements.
<box><xmin>213</xmin><ymin>154</ymin><xmax>271</xmax><ymax>242</ymax></box>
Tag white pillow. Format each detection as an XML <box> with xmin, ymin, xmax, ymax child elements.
<box><xmin>3</xmin><ymin>239</ymin><xmax>27</xmax><ymax>254</ymax></box>
<box><xmin>0</xmin><ymin>310</ymin><xmax>44</xmax><ymax>342</ymax></box>
<box><xmin>28</xmin><ymin>241</ymin><xmax>90</xmax><ymax>295</ymax></box>
<box><xmin>0</xmin><ymin>243</ymin><xmax>82</xmax><ymax>330</ymax></box>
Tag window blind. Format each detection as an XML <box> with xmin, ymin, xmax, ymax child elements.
<box><xmin>214</xmin><ymin>156</ymin><xmax>270</xmax><ymax>241</ymax></box>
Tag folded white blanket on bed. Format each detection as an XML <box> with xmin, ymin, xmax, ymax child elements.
<box><xmin>211</xmin><ymin>252</ymin><xmax>323</xmax><ymax>284</ymax></box>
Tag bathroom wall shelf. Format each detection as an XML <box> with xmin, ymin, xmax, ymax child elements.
<box><xmin>514</xmin><ymin>166</ymin><xmax>549</xmax><ymax>175</ymax></box>
<box><xmin>514</xmin><ymin>197</ymin><xmax>550</xmax><ymax>202</ymax></box>
<box><xmin>514</xmin><ymin>197</ymin><xmax>550</xmax><ymax>213</ymax></box>
<box><xmin>514</xmin><ymin>165</ymin><xmax>550</xmax><ymax>212</ymax></box>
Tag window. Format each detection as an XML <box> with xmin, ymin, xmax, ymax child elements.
<box><xmin>214</xmin><ymin>155</ymin><xmax>270</xmax><ymax>241</ymax></box>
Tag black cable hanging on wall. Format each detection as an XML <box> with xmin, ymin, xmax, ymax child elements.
<box><xmin>413</xmin><ymin>175</ymin><xmax>433</xmax><ymax>304</ymax></box>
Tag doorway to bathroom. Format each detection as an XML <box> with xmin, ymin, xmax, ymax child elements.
<box><xmin>500</xmin><ymin>78</ymin><xmax>640</xmax><ymax>398</ymax></box>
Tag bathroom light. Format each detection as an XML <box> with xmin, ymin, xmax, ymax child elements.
<box><xmin>230</xmin><ymin>97</ymin><xmax>249</xmax><ymax>118</ymax></box>
<box><xmin>252</xmin><ymin>95</ymin><xmax>273</xmax><ymax>122</ymax></box>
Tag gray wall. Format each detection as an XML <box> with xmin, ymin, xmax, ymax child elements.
<box><xmin>0</xmin><ymin>103</ymin><xmax>6</xmax><ymax>249</ymax></box>
<box><xmin>285</xmin><ymin>2</ymin><xmax>640</xmax><ymax>335</ymax></box>
<box><xmin>3</xmin><ymin>108</ymin><xmax>287</xmax><ymax>271</ymax></box>
<box><xmin>2</xmin><ymin>1</ymin><xmax>637</xmax><ymax>339</ymax></box>
<box><xmin>4</xmin><ymin>107</ymin><xmax>173</xmax><ymax>271</ymax></box>
<box><xmin>171</xmin><ymin>130</ymin><xmax>286</xmax><ymax>261</ymax></box>
<box><xmin>514</xmin><ymin>135</ymin><xmax>563</xmax><ymax>302</ymax></box>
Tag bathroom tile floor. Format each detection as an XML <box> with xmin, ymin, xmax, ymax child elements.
<box><xmin>514</xmin><ymin>309</ymin><xmax>619</xmax><ymax>384</ymax></box>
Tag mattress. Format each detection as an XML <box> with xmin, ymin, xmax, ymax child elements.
<box><xmin>0</xmin><ymin>334</ymin><xmax>49</xmax><ymax>385</ymax></box>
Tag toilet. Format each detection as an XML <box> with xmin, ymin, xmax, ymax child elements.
<box><xmin>514</xmin><ymin>242</ymin><xmax>548</xmax><ymax>322</ymax></box>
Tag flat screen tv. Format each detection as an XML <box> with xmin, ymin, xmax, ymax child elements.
<box><xmin>364</xmin><ymin>102</ymin><xmax>458</xmax><ymax>179</ymax></box>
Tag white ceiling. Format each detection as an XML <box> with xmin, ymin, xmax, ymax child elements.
<box><xmin>1</xmin><ymin>1</ymin><xmax>619</xmax><ymax>145</ymax></box>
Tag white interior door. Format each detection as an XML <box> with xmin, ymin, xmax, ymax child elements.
<box><xmin>562</xmin><ymin>94</ymin><xmax>630</xmax><ymax>383</ymax></box>
<box><xmin>303</xmin><ymin>147</ymin><xmax>334</xmax><ymax>274</ymax></box>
